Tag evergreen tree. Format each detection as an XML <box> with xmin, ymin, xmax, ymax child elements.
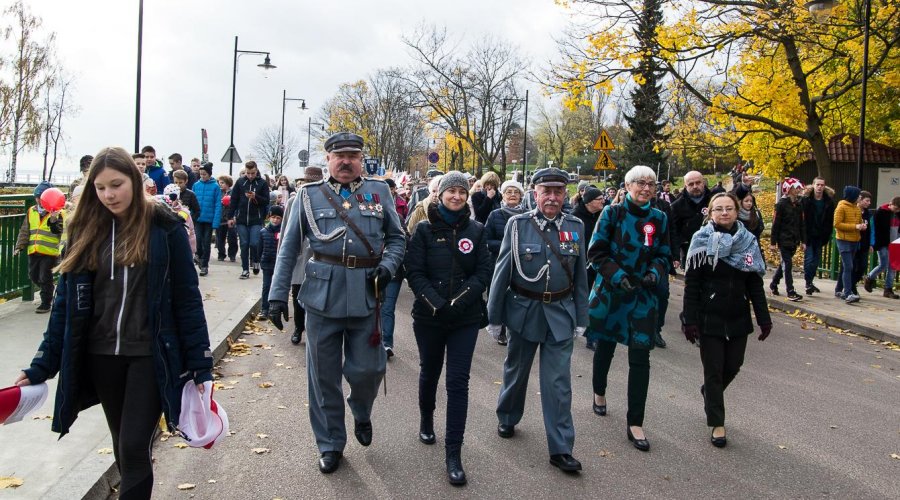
<box><xmin>622</xmin><ymin>0</ymin><xmax>668</xmax><ymax>170</ymax></box>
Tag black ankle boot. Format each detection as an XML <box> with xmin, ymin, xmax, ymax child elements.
<box><xmin>446</xmin><ymin>448</ymin><xmax>467</xmax><ymax>486</ymax></box>
<box><xmin>419</xmin><ymin>413</ymin><xmax>436</xmax><ymax>445</ymax></box>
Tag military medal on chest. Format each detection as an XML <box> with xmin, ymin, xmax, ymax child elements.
<box><xmin>559</xmin><ymin>230</ymin><xmax>580</xmax><ymax>252</ymax></box>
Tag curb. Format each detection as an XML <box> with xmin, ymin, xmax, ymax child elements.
<box><xmin>765</xmin><ymin>299</ymin><xmax>900</xmax><ymax>345</ymax></box>
<box><xmin>85</xmin><ymin>299</ymin><xmax>261</xmax><ymax>500</ymax></box>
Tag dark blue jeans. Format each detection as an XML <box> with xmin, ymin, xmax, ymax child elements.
<box><xmin>834</xmin><ymin>239</ymin><xmax>858</xmax><ymax>297</ymax></box>
<box><xmin>216</xmin><ymin>225</ymin><xmax>237</xmax><ymax>260</ymax></box>
<box><xmin>771</xmin><ymin>246</ymin><xmax>797</xmax><ymax>293</ymax></box>
<box><xmin>236</xmin><ymin>223</ymin><xmax>261</xmax><ymax>271</ymax></box>
<box><xmin>380</xmin><ymin>279</ymin><xmax>402</xmax><ymax>349</ymax></box>
<box><xmin>803</xmin><ymin>241</ymin><xmax>825</xmax><ymax>287</ymax></box>
<box><xmin>261</xmin><ymin>268</ymin><xmax>273</xmax><ymax>312</ymax></box>
<box><xmin>195</xmin><ymin>222</ymin><xmax>213</xmax><ymax>267</ymax></box>
<box><xmin>414</xmin><ymin>321</ymin><xmax>479</xmax><ymax>450</ymax></box>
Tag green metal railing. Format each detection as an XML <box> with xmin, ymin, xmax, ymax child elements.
<box><xmin>0</xmin><ymin>194</ymin><xmax>36</xmax><ymax>300</ymax></box>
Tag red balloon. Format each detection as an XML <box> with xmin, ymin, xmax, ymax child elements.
<box><xmin>222</xmin><ymin>195</ymin><xmax>231</xmax><ymax>206</ymax></box>
<box><xmin>40</xmin><ymin>187</ymin><xmax>66</xmax><ymax>212</ymax></box>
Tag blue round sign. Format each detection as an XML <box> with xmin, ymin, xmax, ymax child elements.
<box><xmin>428</xmin><ymin>152</ymin><xmax>439</xmax><ymax>164</ymax></box>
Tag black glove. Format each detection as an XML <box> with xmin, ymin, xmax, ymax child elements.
<box><xmin>758</xmin><ymin>323</ymin><xmax>772</xmax><ymax>341</ymax></box>
<box><xmin>619</xmin><ymin>275</ymin><xmax>637</xmax><ymax>292</ymax></box>
<box><xmin>268</xmin><ymin>300</ymin><xmax>289</xmax><ymax>330</ymax></box>
<box><xmin>367</xmin><ymin>266</ymin><xmax>392</xmax><ymax>293</ymax></box>
<box><xmin>641</xmin><ymin>272</ymin><xmax>657</xmax><ymax>289</ymax></box>
<box><xmin>682</xmin><ymin>323</ymin><xmax>700</xmax><ymax>344</ymax></box>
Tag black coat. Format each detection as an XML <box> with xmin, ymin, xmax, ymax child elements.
<box><xmin>670</xmin><ymin>188</ymin><xmax>712</xmax><ymax>257</ymax></box>
<box><xmin>471</xmin><ymin>190</ymin><xmax>501</xmax><ymax>224</ymax></box>
<box><xmin>484</xmin><ymin>205</ymin><xmax>524</xmax><ymax>262</ymax></box>
<box><xmin>405</xmin><ymin>203</ymin><xmax>493</xmax><ymax>329</ymax></box>
<box><xmin>227</xmin><ymin>175</ymin><xmax>270</xmax><ymax>226</ymax></box>
<box><xmin>771</xmin><ymin>197</ymin><xmax>806</xmax><ymax>248</ymax></box>
<box><xmin>872</xmin><ymin>205</ymin><xmax>898</xmax><ymax>250</ymax></box>
<box><xmin>801</xmin><ymin>189</ymin><xmax>836</xmax><ymax>244</ymax></box>
<box><xmin>571</xmin><ymin>199</ymin><xmax>602</xmax><ymax>246</ymax></box>
<box><xmin>682</xmin><ymin>225</ymin><xmax>772</xmax><ymax>338</ymax></box>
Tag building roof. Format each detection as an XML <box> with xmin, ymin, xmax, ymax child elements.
<box><xmin>816</xmin><ymin>134</ymin><xmax>900</xmax><ymax>164</ymax></box>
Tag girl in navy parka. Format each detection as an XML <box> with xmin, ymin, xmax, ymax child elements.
<box><xmin>13</xmin><ymin>147</ymin><xmax>214</xmax><ymax>500</ymax></box>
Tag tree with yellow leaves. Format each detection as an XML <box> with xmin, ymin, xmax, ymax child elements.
<box><xmin>549</xmin><ymin>0</ymin><xmax>900</xmax><ymax>180</ymax></box>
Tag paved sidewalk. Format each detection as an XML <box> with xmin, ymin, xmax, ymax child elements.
<box><xmin>0</xmin><ymin>259</ymin><xmax>260</xmax><ymax>500</ymax></box>
<box><xmin>761</xmin><ymin>271</ymin><xmax>899</xmax><ymax>344</ymax></box>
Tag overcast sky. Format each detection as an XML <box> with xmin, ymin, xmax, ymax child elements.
<box><xmin>7</xmin><ymin>0</ymin><xmax>571</xmax><ymax>181</ymax></box>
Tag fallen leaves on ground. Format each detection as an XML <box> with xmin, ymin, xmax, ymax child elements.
<box><xmin>598</xmin><ymin>450</ymin><xmax>614</xmax><ymax>458</ymax></box>
<box><xmin>258</xmin><ymin>382</ymin><xmax>275</xmax><ymax>389</ymax></box>
<box><xmin>251</xmin><ymin>372</ymin><xmax>262</xmax><ymax>378</ymax></box>
<box><xmin>177</xmin><ymin>483</ymin><xmax>196</xmax><ymax>490</ymax></box>
<box><xmin>890</xmin><ymin>453</ymin><xmax>900</xmax><ymax>460</ymax></box>
<box><xmin>777</xmin><ymin>445</ymin><xmax>788</xmax><ymax>450</ymax></box>
<box><xmin>0</xmin><ymin>477</ymin><xmax>24</xmax><ymax>489</ymax></box>
<box><xmin>227</xmin><ymin>339</ymin><xmax>252</xmax><ymax>357</ymax></box>
<box><xmin>97</xmin><ymin>448</ymin><xmax>113</xmax><ymax>454</ymax></box>
<box><xmin>257</xmin><ymin>433</ymin><xmax>269</xmax><ymax>439</ymax></box>
<box><xmin>251</xmin><ymin>447</ymin><xmax>270</xmax><ymax>454</ymax></box>
<box><xmin>208</xmin><ymin>479</ymin><xmax>217</xmax><ymax>483</ymax></box>
<box><xmin>173</xmin><ymin>442</ymin><xmax>189</xmax><ymax>449</ymax></box>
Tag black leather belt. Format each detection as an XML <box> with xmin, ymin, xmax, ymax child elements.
<box><xmin>511</xmin><ymin>282</ymin><xmax>573</xmax><ymax>304</ymax></box>
<box><xmin>312</xmin><ymin>251</ymin><xmax>381</xmax><ymax>269</ymax></box>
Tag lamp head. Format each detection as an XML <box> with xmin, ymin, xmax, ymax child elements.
<box><xmin>258</xmin><ymin>55</ymin><xmax>276</xmax><ymax>70</ymax></box>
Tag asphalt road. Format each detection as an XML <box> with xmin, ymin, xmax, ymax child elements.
<box><xmin>148</xmin><ymin>281</ymin><xmax>899</xmax><ymax>499</ymax></box>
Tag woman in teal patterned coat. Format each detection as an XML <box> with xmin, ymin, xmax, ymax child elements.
<box><xmin>586</xmin><ymin>165</ymin><xmax>670</xmax><ymax>452</ymax></box>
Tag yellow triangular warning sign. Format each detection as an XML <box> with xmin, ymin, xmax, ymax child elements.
<box><xmin>593</xmin><ymin>129</ymin><xmax>615</xmax><ymax>150</ymax></box>
<box><xmin>593</xmin><ymin>151</ymin><xmax>616</xmax><ymax>171</ymax></box>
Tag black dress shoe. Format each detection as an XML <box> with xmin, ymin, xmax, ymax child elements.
<box><xmin>354</xmin><ymin>420</ymin><xmax>372</xmax><ymax>447</ymax></box>
<box><xmin>446</xmin><ymin>449</ymin><xmax>467</xmax><ymax>486</ymax></box>
<box><xmin>627</xmin><ymin>427</ymin><xmax>650</xmax><ymax>452</ymax></box>
<box><xmin>419</xmin><ymin>413</ymin><xmax>436</xmax><ymax>445</ymax></box>
<box><xmin>549</xmin><ymin>454</ymin><xmax>582</xmax><ymax>472</ymax></box>
<box><xmin>654</xmin><ymin>333</ymin><xmax>667</xmax><ymax>348</ymax></box>
<box><xmin>497</xmin><ymin>423</ymin><xmax>515</xmax><ymax>438</ymax></box>
<box><xmin>318</xmin><ymin>451</ymin><xmax>342</xmax><ymax>474</ymax></box>
<box><xmin>592</xmin><ymin>399</ymin><xmax>607</xmax><ymax>416</ymax></box>
<box><xmin>290</xmin><ymin>330</ymin><xmax>302</xmax><ymax>345</ymax></box>
<box><xmin>710</xmin><ymin>429</ymin><xmax>727</xmax><ymax>448</ymax></box>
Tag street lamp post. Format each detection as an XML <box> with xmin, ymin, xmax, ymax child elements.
<box><xmin>226</xmin><ymin>36</ymin><xmax>276</xmax><ymax>176</ymax></box>
<box><xmin>307</xmin><ymin>117</ymin><xmax>326</xmax><ymax>164</ymax></box>
<box><xmin>134</xmin><ymin>0</ymin><xmax>143</xmax><ymax>153</ymax></box>
<box><xmin>279</xmin><ymin>90</ymin><xmax>306</xmax><ymax>175</ymax></box>
<box><xmin>502</xmin><ymin>89</ymin><xmax>530</xmax><ymax>178</ymax></box>
<box><xmin>806</xmin><ymin>0</ymin><xmax>869</xmax><ymax>188</ymax></box>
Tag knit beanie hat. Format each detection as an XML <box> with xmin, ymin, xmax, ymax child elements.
<box><xmin>577</xmin><ymin>180</ymin><xmax>590</xmax><ymax>193</ymax></box>
<box><xmin>781</xmin><ymin>177</ymin><xmax>803</xmax><ymax>197</ymax></box>
<box><xmin>842</xmin><ymin>185</ymin><xmax>861</xmax><ymax>203</ymax></box>
<box><xmin>500</xmin><ymin>180</ymin><xmax>524</xmax><ymax>196</ymax></box>
<box><xmin>200</xmin><ymin>162</ymin><xmax>213</xmax><ymax>175</ymax></box>
<box><xmin>438</xmin><ymin>171</ymin><xmax>469</xmax><ymax>197</ymax></box>
<box><xmin>582</xmin><ymin>186</ymin><xmax>603</xmax><ymax>204</ymax></box>
<box><xmin>269</xmin><ymin>205</ymin><xmax>284</xmax><ymax>218</ymax></box>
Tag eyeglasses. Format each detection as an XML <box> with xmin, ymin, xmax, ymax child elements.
<box><xmin>632</xmin><ymin>180</ymin><xmax>656</xmax><ymax>190</ymax></box>
<box><xmin>710</xmin><ymin>206</ymin><xmax>736</xmax><ymax>213</ymax></box>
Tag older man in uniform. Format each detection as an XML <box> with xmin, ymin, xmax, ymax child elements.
<box><xmin>486</xmin><ymin>167</ymin><xmax>589</xmax><ymax>473</ymax></box>
<box><xmin>267</xmin><ymin>132</ymin><xmax>406</xmax><ymax>474</ymax></box>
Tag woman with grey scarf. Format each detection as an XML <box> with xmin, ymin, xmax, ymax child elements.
<box><xmin>681</xmin><ymin>193</ymin><xmax>772</xmax><ymax>448</ymax></box>
<box><xmin>483</xmin><ymin>180</ymin><xmax>526</xmax><ymax>345</ymax></box>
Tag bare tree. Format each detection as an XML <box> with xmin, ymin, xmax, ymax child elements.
<box><xmin>321</xmin><ymin>69</ymin><xmax>428</xmax><ymax>172</ymax></box>
<box><xmin>252</xmin><ymin>125</ymin><xmax>298</xmax><ymax>176</ymax></box>
<box><xmin>42</xmin><ymin>68</ymin><xmax>74</xmax><ymax>181</ymax></box>
<box><xmin>1</xmin><ymin>0</ymin><xmax>55</xmax><ymax>182</ymax></box>
<box><xmin>402</xmin><ymin>25</ymin><xmax>526</xmax><ymax>176</ymax></box>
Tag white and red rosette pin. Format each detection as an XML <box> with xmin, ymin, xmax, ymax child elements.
<box><xmin>458</xmin><ymin>238</ymin><xmax>474</xmax><ymax>254</ymax></box>
<box><xmin>643</xmin><ymin>223</ymin><xmax>656</xmax><ymax>246</ymax></box>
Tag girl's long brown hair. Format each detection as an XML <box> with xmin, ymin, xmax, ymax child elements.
<box><xmin>58</xmin><ymin>147</ymin><xmax>154</xmax><ymax>273</ymax></box>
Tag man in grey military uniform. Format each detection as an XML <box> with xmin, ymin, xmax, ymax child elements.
<box><xmin>486</xmin><ymin>167</ymin><xmax>589</xmax><ymax>473</ymax></box>
<box><xmin>267</xmin><ymin>132</ymin><xmax>406</xmax><ymax>474</ymax></box>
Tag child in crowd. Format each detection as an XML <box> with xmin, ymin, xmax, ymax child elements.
<box><xmin>162</xmin><ymin>184</ymin><xmax>197</xmax><ymax>254</ymax></box>
<box><xmin>257</xmin><ymin>205</ymin><xmax>283</xmax><ymax>318</ymax></box>
<box><xmin>216</xmin><ymin>175</ymin><xmax>238</xmax><ymax>262</ymax></box>
<box><xmin>172</xmin><ymin>169</ymin><xmax>200</xmax><ymax>222</ymax></box>
<box><xmin>132</xmin><ymin>153</ymin><xmax>150</xmax><ymax>183</ymax></box>
<box><xmin>15</xmin><ymin>181</ymin><xmax>66</xmax><ymax>313</ymax></box>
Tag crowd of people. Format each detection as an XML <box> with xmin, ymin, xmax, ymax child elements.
<box><xmin>10</xmin><ymin>133</ymin><xmax>900</xmax><ymax>496</ymax></box>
